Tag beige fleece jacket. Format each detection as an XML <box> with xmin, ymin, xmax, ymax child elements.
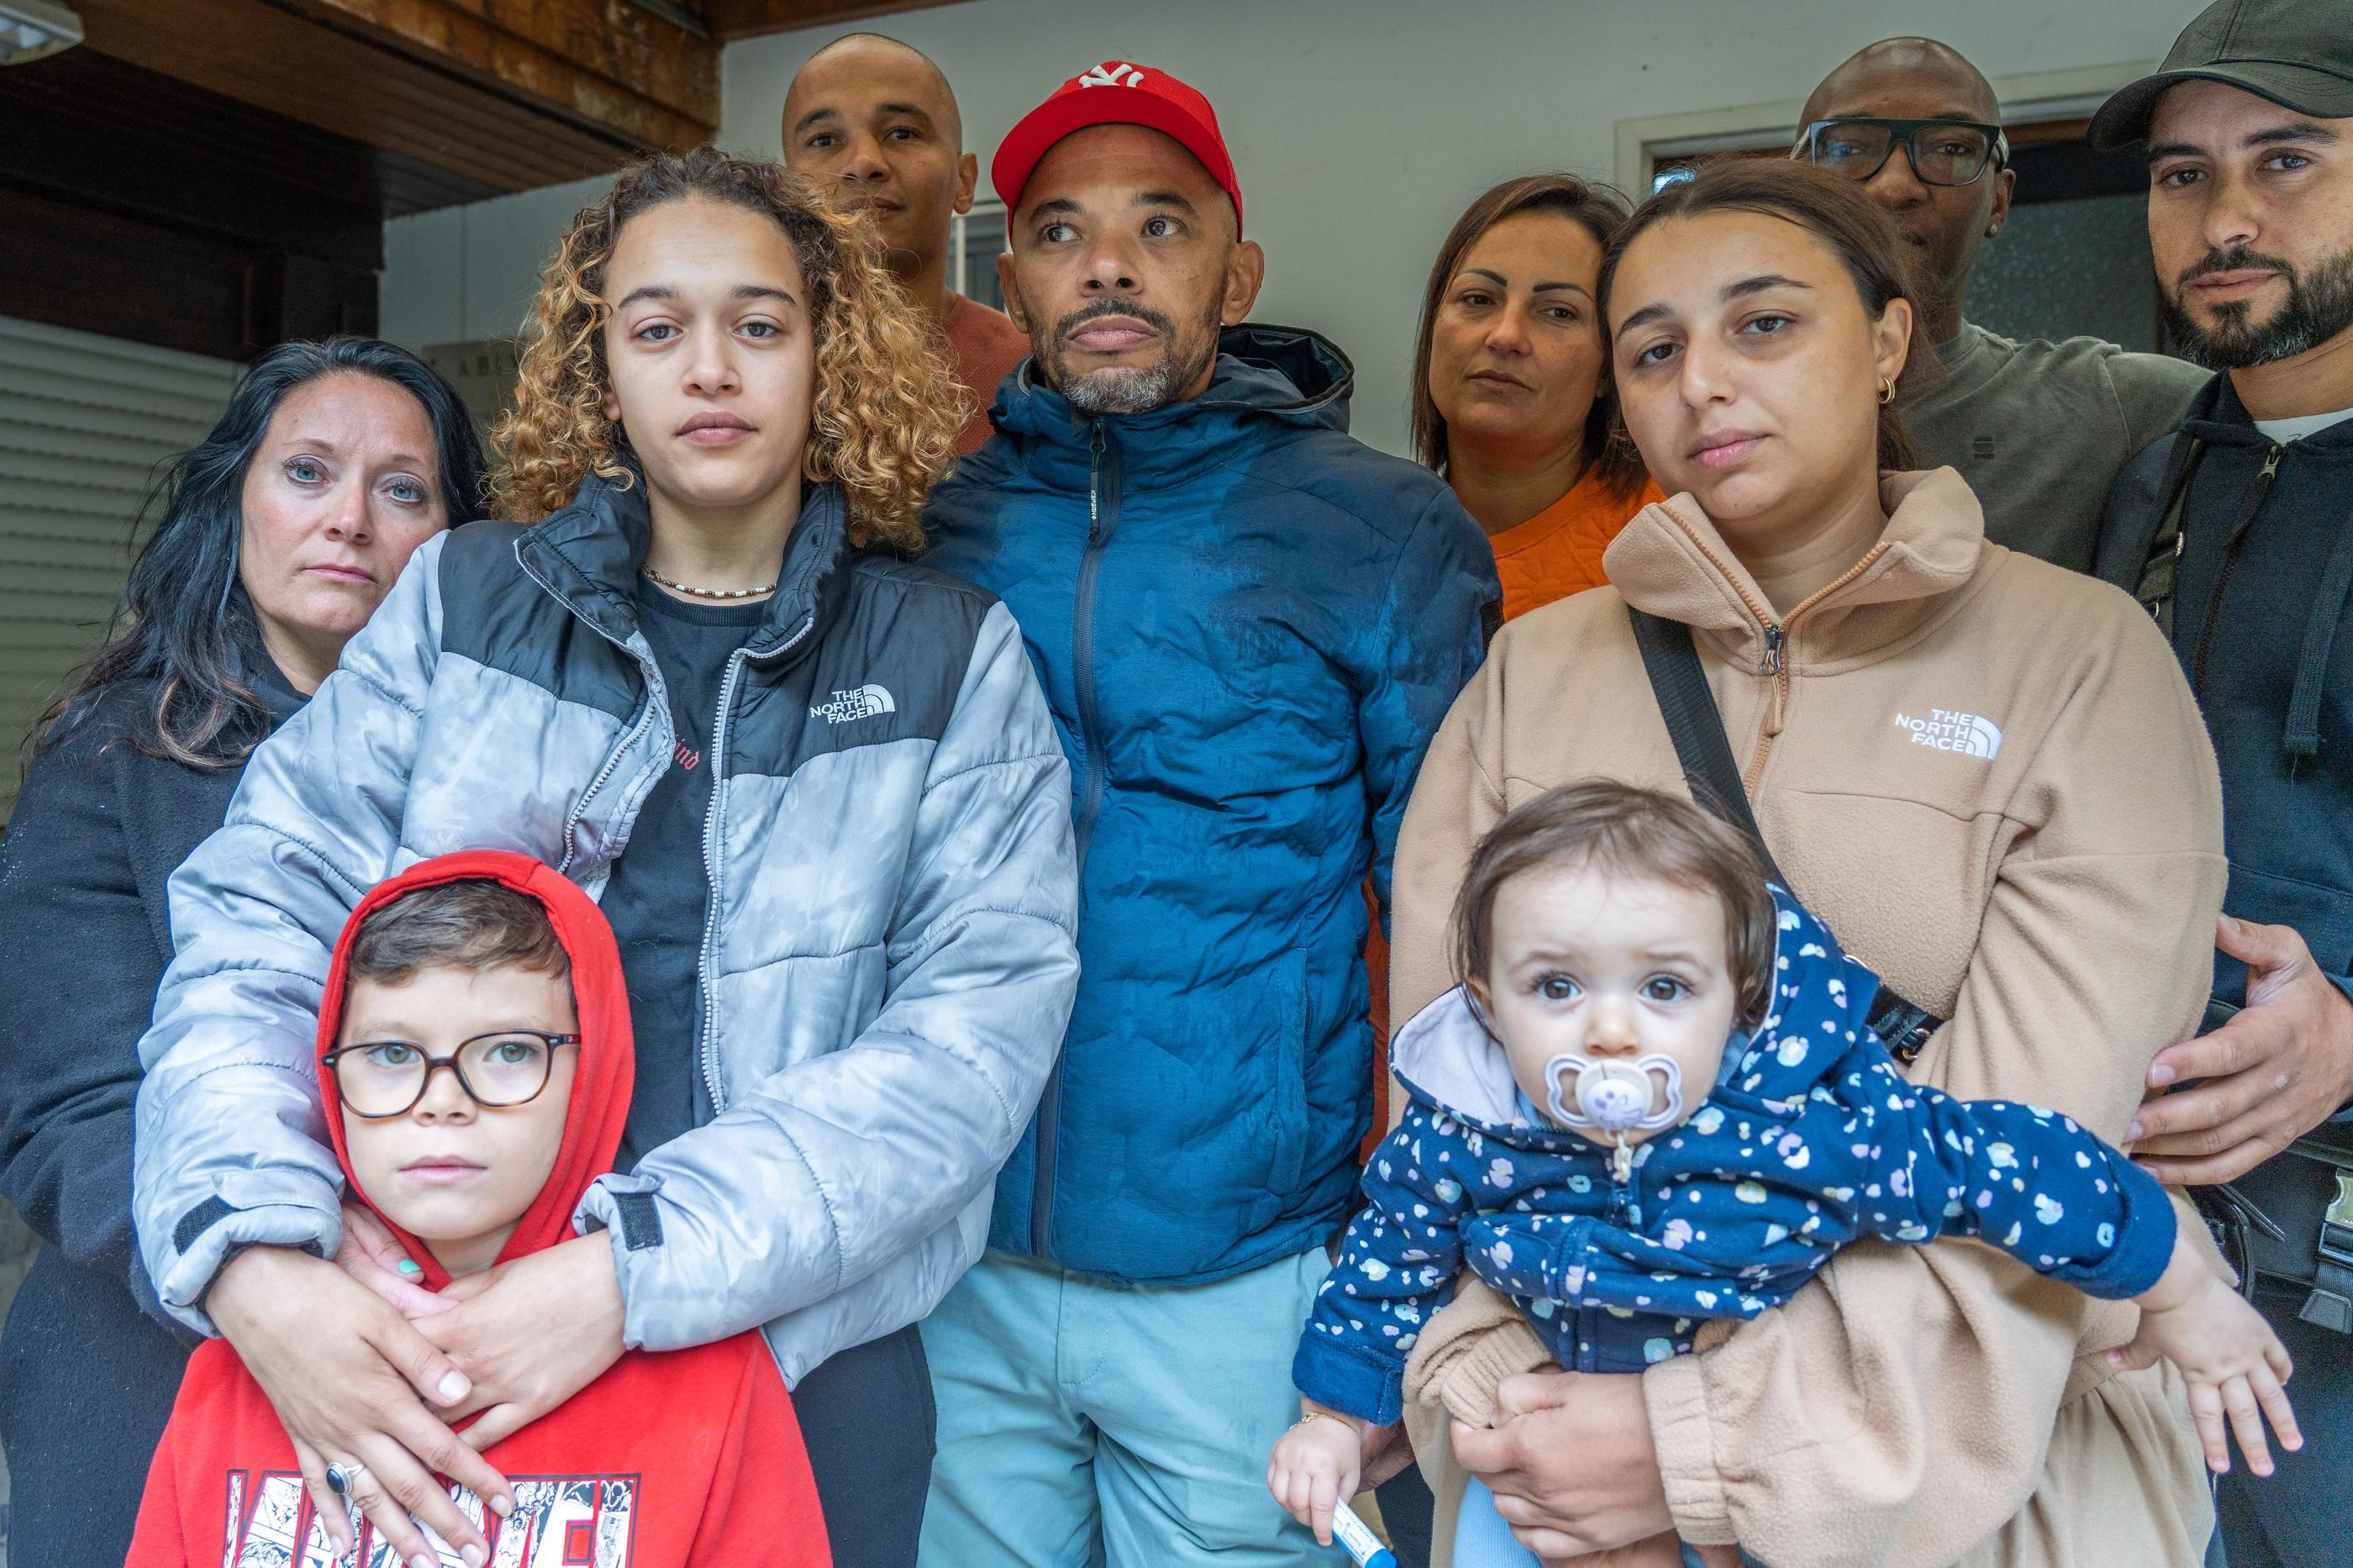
<box><xmin>1391</xmin><ymin>471</ymin><xmax>2227</xmax><ymax>1568</ymax></box>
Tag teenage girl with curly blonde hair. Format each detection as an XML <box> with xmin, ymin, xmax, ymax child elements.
<box><xmin>129</xmin><ymin>143</ymin><xmax>1077</xmax><ymax>1568</ymax></box>
<box><xmin>492</xmin><ymin>146</ymin><xmax>957</xmax><ymax>547</ymax></box>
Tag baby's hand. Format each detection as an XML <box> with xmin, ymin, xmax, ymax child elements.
<box><xmin>1266</xmin><ymin>1404</ymin><xmax>1372</xmax><ymax>1547</ymax></box>
<box><xmin>2116</xmin><ymin>1237</ymin><xmax>2301</xmax><ymax>1476</ymax></box>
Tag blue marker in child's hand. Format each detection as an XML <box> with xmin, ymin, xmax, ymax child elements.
<box><xmin>1329</xmin><ymin>1500</ymin><xmax>1398</xmax><ymax>1568</ymax></box>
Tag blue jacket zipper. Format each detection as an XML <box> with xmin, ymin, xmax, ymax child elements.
<box><xmin>1031</xmin><ymin>421</ymin><xmax>1119</xmax><ymax>1257</ymax></box>
<box><xmin>1574</xmin><ymin>1147</ymin><xmax>1640</xmax><ymax>1372</ymax></box>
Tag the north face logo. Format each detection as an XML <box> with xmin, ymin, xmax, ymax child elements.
<box><xmin>811</xmin><ymin>684</ymin><xmax>897</xmax><ymax>723</ymax></box>
<box><xmin>1078</xmin><ymin>62</ymin><xmax>1145</xmax><ymax>88</ymax></box>
<box><xmin>1892</xmin><ymin>708</ymin><xmax>2003</xmax><ymax>759</ymax></box>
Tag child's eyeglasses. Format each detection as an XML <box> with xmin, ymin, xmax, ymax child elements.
<box><xmin>322</xmin><ymin>1030</ymin><xmax>580</xmax><ymax>1118</ymax></box>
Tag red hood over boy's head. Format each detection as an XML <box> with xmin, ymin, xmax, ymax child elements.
<box><xmin>315</xmin><ymin>850</ymin><xmax>634</xmax><ymax>1289</ymax></box>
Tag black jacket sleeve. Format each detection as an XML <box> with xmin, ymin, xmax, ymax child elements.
<box><xmin>0</xmin><ymin>706</ymin><xmax>175</xmax><ymax>1287</ymax></box>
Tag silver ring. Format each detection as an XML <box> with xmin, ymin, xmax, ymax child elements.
<box><xmin>324</xmin><ymin>1460</ymin><xmax>369</xmax><ymax>1497</ymax></box>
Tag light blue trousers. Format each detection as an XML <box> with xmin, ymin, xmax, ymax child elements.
<box><xmin>919</xmin><ymin>1245</ymin><xmax>1351</xmax><ymax>1568</ymax></box>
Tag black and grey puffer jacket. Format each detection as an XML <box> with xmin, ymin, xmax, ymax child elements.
<box><xmin>132</xmin><ymin>473</ymin><xmax>1080</xmax><ymax>1382</ymax></box>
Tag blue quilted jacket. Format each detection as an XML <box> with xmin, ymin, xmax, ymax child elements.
<box><xmin>926</xmin><ymin>325</ymin><xmax>1498</xmax><ymax>1283</ymax></box>
<box><xmin>1295</xmin><ymin>887</ymin><xmax>2179</xmax><ymax>1421</ymax></box>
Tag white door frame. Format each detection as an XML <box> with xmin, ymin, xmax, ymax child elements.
<box><xmin>1613</xmin><ymin>60</ymin><xmax>2161</xmax><ymax>195</ymax></box>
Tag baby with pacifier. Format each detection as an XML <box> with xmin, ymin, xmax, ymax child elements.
<box><xmin>1270</xmin><ymin>781</ymin><xmax>2298</xmax><ymax>1568</ymax></box>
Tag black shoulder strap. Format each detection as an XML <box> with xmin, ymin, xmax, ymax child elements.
<box><xmin>1626</xmin><ymin>608</ymin><xmax>1787</xmax><ymax>886</ymax></box>
<box><xmin>2132</xmin><ymin>436</ymin><xmax>2208</xmax><ymax>640</ymax></box>
<box><xmin>1628</xmin><ymin>605</ymin><xmax>1943</xmax><ymax>1062</ymax></box>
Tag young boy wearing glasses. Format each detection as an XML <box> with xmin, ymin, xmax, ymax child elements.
<box><xmin>126</xmin><ymin>850</ymin><xmax>833</xmax><ymax>1568</ymax></box>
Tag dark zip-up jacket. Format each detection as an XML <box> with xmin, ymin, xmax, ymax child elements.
<box><xmin>2095</xmin><ymin>376</ymin><xmax>2353</xmax><ymax>1185</ymax></box>
<box><xmin>924</xmin><ymin>325</ymin><xmax>1498</xmax><ymax>1284</ymax></box>
<box><xmin>0</xmin><ymin>650</ymin><xmax>301</xmax><ymax>1568</ymax></box>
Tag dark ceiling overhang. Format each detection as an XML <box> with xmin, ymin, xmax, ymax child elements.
<box><xmin>705</xmin><ymin>0</ymin><xmax>961</xmax><ymax>42</ymax></box>
<box><xmin>44</xmin><ymin>1</ymin><xmax>971</xmax><ymax>210</ymax></box>
<box><xmin>68</xmin><ymin>0</ymin><xmax>719</xmax><ymax>201</ymax></box>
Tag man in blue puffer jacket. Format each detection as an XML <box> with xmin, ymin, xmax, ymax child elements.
<box><xmin>919</xmin><ymin>58</ymin><xmax>1498</xmax><ymax>1568</ymax></box>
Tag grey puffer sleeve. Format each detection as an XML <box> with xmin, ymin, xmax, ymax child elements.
<box><xmin>132</xmin><ymin>534</ymin><xmax>448</xmax><ymax>1334</ymax></box>
<box><xmin>576</xmin><ymin>598</ymin><xmax>1078</xmax><ymax>1371</ymax></box>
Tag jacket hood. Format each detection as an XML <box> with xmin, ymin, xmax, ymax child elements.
<box><xmin>1601</xmin><ymin>468</ymin><xmax>1988</xmax><ymax>671</ymax></box>
<box><xmin>1392</xmin><ymin>885</ymin><xmax>1882</xmax><ymax>1140</ymax></box>
<box><xmin>989</xmin><ymin>322</ymin><xmax>1354</xmax><ymax>452</ymax></box>
<box><xmin>2173</xmin><ymin>371</ymin><xmax>2353</xmax><ymax>455</ymax></box>
<box><xmin>316</xmin><ymin>850</ymin><xmax>634</xmax><ymax>1289</ymax></box>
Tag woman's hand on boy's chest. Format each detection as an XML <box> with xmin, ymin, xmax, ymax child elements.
<box><xmin>420</xmin><ymin>1231</ymin><xmax>629</xmax><ymax>1452</ymax></box>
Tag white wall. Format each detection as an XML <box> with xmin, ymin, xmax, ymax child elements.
<box><xmin>380</xmin><ymin>176</ymin><xmax>611</xmax><ymax>350</ymax></box>
<box><xmin>383</xmin><ymin>0</ymin><xmax>2206</xmax><ymax>456</ymax></box>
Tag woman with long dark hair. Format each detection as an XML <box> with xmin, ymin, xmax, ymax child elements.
<box><xmin>1391</xmin><ymin>160</ymin><xmax>2229</xmax><ymax>1565</ymax></box>
<box><xmin>0</xmin><ymin>337</ymin><xmax>483</xmax><ymax>1568</ymax></box>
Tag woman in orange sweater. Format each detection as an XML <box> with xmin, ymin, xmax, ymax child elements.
<box><xmin>1413</xmin><ymin>175</ymin><xmax>1664</xmax><ymax>621</ymax></box>
<box><xmin>1368</xmin><ymin>173</ymin><xmax>1672</xmax><ymax>1566</ymax></box>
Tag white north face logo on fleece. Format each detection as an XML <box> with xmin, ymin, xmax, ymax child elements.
<box><xmin>1892</xmin><ymin>708</ymin><xmax>2003</xmax><ymax>759</ymax></box>
<box><xmin>810</xmin><ymin>684</ymin><xmax>897</xmax><ymax>723</ymax></box>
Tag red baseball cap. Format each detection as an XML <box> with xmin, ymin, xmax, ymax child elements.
<box><xmin>992</xmin><ymin>61</ymin><xmax>1243</xmax><ymax>233</ymax></box>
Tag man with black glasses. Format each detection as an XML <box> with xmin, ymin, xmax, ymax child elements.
<box><xmin>1796</xmin><ymin>38</ymin><xmax>2207</xmax><ymax>571</ymax></box>
<box><xmin>2090</xmin><ymin>3</ymin><xmax>2353</xmax><ymax>1561</ymax></box>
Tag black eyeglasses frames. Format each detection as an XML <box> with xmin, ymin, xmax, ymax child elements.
<box><xmin>1795</xmin><ymin>117</ymin><xmax>2011</xmax><ymax>187</ymax></box>
<box><xmin>322</xmin><ymin>1029</ymin><xmax>581</xmax><ymax>1118</ymax></box>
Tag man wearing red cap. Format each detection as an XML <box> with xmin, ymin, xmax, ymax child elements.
<box><xmin>920</xmin><ymin>59</ymin><xmax>1498</xmax><ymax>1567</ymax></box>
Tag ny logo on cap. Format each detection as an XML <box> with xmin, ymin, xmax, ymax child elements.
<box><xmin>1078</xmin><ymin>62</ymin><xmax>1145</xmax><ymax>88</ymax></box>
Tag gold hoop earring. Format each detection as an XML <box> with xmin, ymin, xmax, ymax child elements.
<box><xmin>1878</xmin><ymin>375</ymin><xmax>1896</xmax><ymax>405</ymax></box>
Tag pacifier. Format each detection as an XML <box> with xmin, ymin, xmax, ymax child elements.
<box><xmin>1545</xmin><ymin>1053</ymin><xmax>1686</xmax><ymax>1180</ymax></box>
<box><xmin>1544</xmin><ymin>1053</ymin><xmax>1685</xmax><ymax>1134</ymax></box>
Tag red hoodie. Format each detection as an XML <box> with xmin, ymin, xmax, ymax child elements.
<box><xmin>125</xmin><ymin>850</ymin><xmax>832</xmax><ymax>1568</ymax></box>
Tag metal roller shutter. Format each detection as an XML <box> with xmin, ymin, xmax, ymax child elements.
<box><xmin>0</xmin><ymin>315</ymin><xmax>239</xmax><ymax>822</ymax></box>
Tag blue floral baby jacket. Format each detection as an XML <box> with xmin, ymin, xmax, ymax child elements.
<box><xmin>1292</xmin><ymin>887</ymin><xmax>2177</xmax><ymax>1424</ymax></box>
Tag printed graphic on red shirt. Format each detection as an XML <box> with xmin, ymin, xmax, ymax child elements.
<box><xmin>218</xmin><ymin>1470</ymin><xmax>639</xmax><ymax>1566</ymax></box>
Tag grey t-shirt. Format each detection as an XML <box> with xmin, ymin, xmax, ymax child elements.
<box><xmin>1898</xmin><ymin>321</ymin><xmax>2209</xmax><ymax>573</ymax></box>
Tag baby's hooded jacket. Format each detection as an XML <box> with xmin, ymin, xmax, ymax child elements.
<box><xmin>1293</xmin><ymin>886</ymin><xmax>2178</xmax><ymax>1424</ymax></box>
<box><xmin>126</xmin><ymin>850</ymin><xmax>831</xmax><ymax>1568</ymax></box>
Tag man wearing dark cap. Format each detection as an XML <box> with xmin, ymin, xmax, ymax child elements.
<box><xmin>783</xmin><ymin>32</ymin><xmax>1029</xmax><ymax>453</ymax></box>
<box><xmin>2089</xmin><ymin>3</ymin><xmax>2353</xmax><ymax>1561</ymax></box>
<box><xmin>917</xmin><ymin>59</ymin><xmax>1496</xmax><ymax>1567</ymax></box>
<box><xmin>1795</xmin><ymin>38</ymin><xmax>2208</xmax><ymax>571</ymax></box>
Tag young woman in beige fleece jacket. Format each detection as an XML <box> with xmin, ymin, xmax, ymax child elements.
<box><xmin>1387</xmin><ymin>160</ymin><xmax>2232</xmax><ymax>1568</ymax></box>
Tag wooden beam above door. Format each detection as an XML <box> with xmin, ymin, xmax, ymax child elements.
<box><xmin>703</xmin><ymin>0</ymin><xmax>963</xmax><ymax>44</ymax></box>
<box><xmin>74</xmin><ymin>0</ymin><xmax>722</xmax><ymax>202</ymax></box>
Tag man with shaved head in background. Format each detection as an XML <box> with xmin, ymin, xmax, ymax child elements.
<box><xmin>1795</xmin><ymin>38</ymin><xmax>2208</xmax><ymax>570</ymax></box>
<box><xmin>785</xmin><ymin>33</ymin><xmax>1031</xmax><ymax>452</ymax></box>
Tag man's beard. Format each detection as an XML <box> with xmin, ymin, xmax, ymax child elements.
<box><xmin>1032</xmin><ymin>297</ymin><xmax>1223</xmax><ymax>415</ymax></box>
<box><xmin>2161</xmin><ymin>244</ymin><xmax>2353</xmax><ymax>370</ymax></box>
